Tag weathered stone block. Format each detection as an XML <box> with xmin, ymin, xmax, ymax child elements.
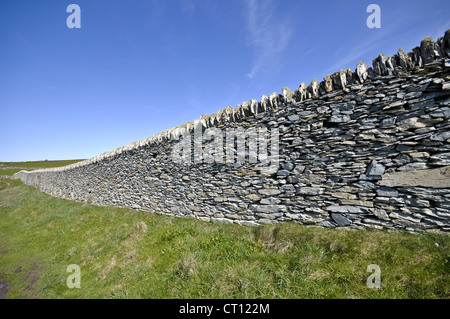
<box><xmin>366</xmin><ymin>160</ymin><xmax>385</xmax><ymax>176</ymax></box>
<box><xmin>250</xmin><ymin>205</ymin><xmax>287</xmax><ymax>214</ymax></box>
<box><xmin>327</xmin><ymin>205</ymin><xmax>364</xmax><ymax>214</ymax></box>
<box><xmin>258</xmin><ymin>188</ymin><xmax>282</xmax><ymax>196</ymax></box>
<box><xmin>296</xmin><ymin>187</ymin><xmax>324</xmax><ymax>196</ymax></box>
<box><xmin>331</xmin><ymin>213</ymin><xmax>352</xmax><ymax>226</ymax></box>
<box><xmin>329</xmin><ymin>114</ymin><xmax>351</xmax><ymax>123</ymax></box>
<box><xmin>379</xmin><ymin>166</ymin><xmax>450</xmax><ymax>188</ymax></box>
<box><xmin>376</xmin><ymin>187</ymin><xmax>399</xmax><ymax>197</ymax></box>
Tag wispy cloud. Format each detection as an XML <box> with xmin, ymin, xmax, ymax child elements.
<box><xmin>14</xmin><ymin>32</ymin><xmax>30</xmax><ymax>47</ymax></box>
<box><xmin>430</xmin><ymin>21</ymin><xmax>450</xmax><ymax>41</ymax></box>
<box><xmin>180</xmin><ymin>0</ymin><xmax>196</xmax><ymax>14</ymax></box>
<box><xmin>322</xmin><ymin>14</ymin><xmax>411</xmax><ymax>76</ymax></box>
<box><xmin>323</xmin><ymin>32</ymin><xmax>390</xmax><ymax>75</ymax></box>
<box><xmin>244</xmin><ymin>0</ymin><xmax>293</xmax><ymax>79</ymax></box>
<box><xmin>323</xmin><ymin>3</ymin><xmax>450</xmax><ymax>77</ymax></box>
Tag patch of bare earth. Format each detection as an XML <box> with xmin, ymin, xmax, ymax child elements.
<box><xmin>0</xmin><ymin>248</ymin><xmax>10</xmax><ymax>298</ymax></box>
<box><xmin>0</xmin><ymin>280</ymin><xmax>9</xmax><ymax>299</ymax></box>
<box><xmin>0</xmin><ymin>186</ymin><xmax>26</xmax><ymax>209</ymax></box>
<box><xmin>14</xmin><ymin>261</ymin><xmax>44</xmax><ymax>299</ymax></box>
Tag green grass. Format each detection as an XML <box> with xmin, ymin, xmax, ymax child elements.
<box><xmin>0</xmin><ymin>159</ymin><xmax>85</xmax><ymax>177</ymax></box>
<box><xmin>0</xmin><ymin>169</ymin><xmax>22</xmax><ymax>176</ymax></box>
<box><xmin>0</xmin><ymin>159</ymin><xmax>85</xmax><ymax>172</ymax></box>
<box><xmin>0</xmin><ymin>178</ymin><xmax>448</xmax><ymax>299</ymax></box>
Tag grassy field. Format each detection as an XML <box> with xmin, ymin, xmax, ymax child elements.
<box><xmin>0</xmin><ymin>169</ymin><xmax>22</xmax><ymax>177</ymax></box>
<box><xmin>0</xmin><ymin>159</ymin><xmax>85</xmax><ymax>176</ymax></box>
<box><xmin>0</xmin><ymin>176</ymin><xmax>448</xmax><ymax>299</ymax></box>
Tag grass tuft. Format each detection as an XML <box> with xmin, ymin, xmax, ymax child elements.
<box><xmin>0</xmin><ymin>178</ymin><xmax>448</xmax><ymax>299</ymax></box>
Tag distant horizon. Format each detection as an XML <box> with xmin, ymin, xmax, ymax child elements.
<box><xmin>1</xmin><ymin>0</ymin><xmax>450</xmax><ymax>162</ymax></box>
<box><xmin>0</xmin><ymin>159</ymin><xmax>86</xmax><ymax>163</ymax></box>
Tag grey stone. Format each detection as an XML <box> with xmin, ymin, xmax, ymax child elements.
<box><xmin>376</xmin><ymin>187</ymin><xmax>399</xmax><ymax>197</ymax></box>
<box><xmin>327</xmin><ymin>205</ymin><xmax>364</xmax><ymax>214</ymax></box>
<box><xmin>444</xmin><ymin>31</ymin><xmax>450</xmax><ymax>58</ymax></box>
<box><xmin>307</xmin><ymin>78</ymin><xmax>320</xmax><ymax>98</ymax></box>
<box><xmin>331</xmin><ymin>213</ymin><xmax>352</xmax><ymax>226</ymax></box>
<box><xmin>250</xmin><ymin>99</ymin><xmax>260</xmax><ymax>114</ymax></box>
<box><xmin>240</xmin><ymin>221</ymin><xmax>260</xmax><ymax>227</ymax></box>
<box><xmin>283</xmin><ymin>162</ymin><xmax>295</xmax><ymax>171</ymax></box>
<box><xmin>396</xmin><ymin>144</ymin><xmax>412</xmax><ymax>152</ymax></box>
<box><xmin>255</xmin><ymin>213</ymin><xmax>276</xmax><ymax>220</ymax></box>
<box><xmin>362</xmin><ymin>218</ymin><xmax>393</xmax><ymax>227</ymax></box>
<box><xmin>282</xmin><ymin>87</ymin><xmax>295</xmax><ymax>104</ymax></box>
<box><xmin>356</xmin><ymin>61</ymin><xmax>370</xmax><ymax>83</ymax></box>
<box><xmin>379</xmin><ymin>166</ymin><xmax>450</xmax><ymax>188</ymax></box>
<box><xmin>429</xmin><ymin>107</ymin><xmax>450</xmax><ymax>118</ymax></box>
<box><xmin>245</xmin><ymin>194</ymin><xmax>261</xmax><ymax>201</ymax></box>
<box><xmin>285</xmin><ymin>212</ymin><xmax>300</xmax><ymax>220</ymax></box>
<box><xmin>403</xmin><ymin>91</ymin><xmax>423</xmax><ymax>99</ymax></box>
<box><xmin>260</xmin><ymin>197</ymin><xmax>282</xmax><ymax>205</ymax></box>
<box><xmin>397</xmin><ymin>117</ymin><xmax>443</xmax><ymax>131</ymax></box>
<box><xmin>296</xmin><ymin>187</ymin><xmax>324</xmax><ymax>195</ymax></box>
<box><xmin>250</xmin><ymin>205</ymin><xmax>287</xmax><ymax>214</ymax></box>
<box><xmin>331</xmin><ymin>70</ymin><xmax>349</xmax><ymax>89</ymax></box>
<box><xmin>258</xmin><ymin>218</ymin><xmax>278</xmax><ymax>225</ymax></box>
<box><xmin>363</xmin><ymin>98</ymin><xmax>379</xmax><ymax>105</ymax></box>
<box><xmin>299</xmin><ymin>111</ymin><xmax>313</xmax><ymax>117</ymax></box>
<box><xmin>430</xmin><ymin>132</ymin><xmax>450</xmax><ymax>141</ymax></box>
<box><xmin>323</xmin><ymin>75</ymin><xmax>334</xmax><ymax>93</ymax></box>
<box><xmin>380</xmin><ymin>117</ymin><xmax>396</xmax><ymax>128</ymax></box>
<box><xmin>430</xmin><ymin>153</ymin><xmax>450</xmax><ymax>165</ymax></box>
<box><xmin>420</xmin><ymin>37</ymin><xmax>437</xmax><ymax>64</ymax></box>
<box><xmin>410</xmin><ymin>99</ymin><xmax>434</xmax><ymax>111</ymax></box>
<box><xmin>213</xmin><ymin>218</ymin><xmax>234</xmax><ymax>225</ymax></box>
<box><xmin>286</xmin><ymin>176</ymin><xmax>301</xmax><ymax>184</ymax></box>
<box><xmin>277</xmin><ymin>170</ymin><xmax>290</xmax><ymax>176</ymax></box>
<box><xmin>397</xmin><ymin>48</ymin><xmax>411</xmax><ymax>70</ymax></box>
<box><xmin>371</xmin><ymin>208</ymin><xmax>390</xmax><ymax>220</ymax></box>
<box><xmin>294</xmin><ymin>82</ymin><xmax>307</xmax><ymax>101</ymax></box>
<box><xmin>330</xmin><ymin>101</ymin><xmax>355</xmax><ymax>112</ymax></box>
<box><xmin>331</xmin><ymin>114</ymin><xmax>351</xmax><ymax>123</ymax></box>
<box><xmin>366</xmin><ymin>160</ymin><xmax>386</xmax><ymax>176</ymax></box>
<box><xmin>281</xmin><ymin>184</ymin><xmax>296</xmax><ymax>192</ymax></box>
<box><xmin>296</xmin><ymin>212</ymin><xmax>328</xmax><ymax>224</ymax></box>
<box><xmin>260</xmin><ymin>95</ymin><xmax>270</xmax><ymax>112</ymax></box>
<box><xmin>318</xmin><ymin>220</ymin><xmax>337</xmax><ymax>228</ymax></box>
<box><xmin>398</xmin><ymin>163</ymin><xmax>428</xmax><ymax>171</ymax></box>
<box><xmin>258</xmin><ymin>188</ymin><xmax>282</xmax><ymax>196</ymax></box>
<box><xmin>407</xmin><ymin>84</ymin><xmax>428</xmax><ymax>93</ymax></box>
<box><xmin>354</xmin><ymin>181</ymin><xmax>377</xmax><ymax>189</ymax></box>
<box><xmin>269</xmin><ymin>92</ymin><xmax>281</xmax><ymax>110</ymax></box>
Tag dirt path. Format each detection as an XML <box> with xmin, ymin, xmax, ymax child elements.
<box><xmin>0</xmin><ymin>280</ymin><xmax>10</xmax><ymax>299</ymax></box>
<box><xmin>0</xmin><ymin>262</ymin><xmax>44</xmax><ymax>299</ymax></box>
<box><xmin>16</xmin><ymin>262</ymin><xmax>44</xmax><ymax>298</ymax></box>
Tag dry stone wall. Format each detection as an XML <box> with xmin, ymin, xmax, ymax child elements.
<box><xmin>15</xmin><ymin>30</ymin><xmax>450</xmax><ymax>233</ymax></box>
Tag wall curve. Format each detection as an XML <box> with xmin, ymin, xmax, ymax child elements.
<box><xmin>15</xmin><ymin>30</ymin><xmax>450</xmax><ymax>233</ymax></box>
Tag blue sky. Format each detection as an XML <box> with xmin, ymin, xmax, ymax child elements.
<box><xmin>1</xmin><ymin>0</ymin><xmax>449</xmax><ymax>162</ymax></box>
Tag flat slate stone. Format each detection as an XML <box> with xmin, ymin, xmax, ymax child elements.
<box><xmin>366</xmin><ymin>160</ymin><xmax>386</xmax><ymax>176</ymax></box>
<box><xmin>376</xmin><ymin>187</ymin><xmax>399</xmax><ymax>197</ymax></box>
<box><xmin>331</xmin><ymin>213</ymin><xmax>352</xmax><ymax>226</ymax></box>
<box><xmin>318</xmin><ymin>220</ymin><xmax>337</xmax><ymax>228</ymax></box>
<box><xmin>329</xmin><ymin>114</ymin><xmax>351</xmax><ymax>123</ymax></box>
<box><xmin>296</xmin><ymin>187</ymin><xmax>324</xmax><ymax>195</ymax></box>
<box><xmin>327</xmin><ymin>205</ymin><xmax>363</xmax><ymax>213</ymax></box>
<box><xmin>379</xmin><ymin>166</ymin><xmax>450</xmax><ymax>188</ymax></box>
